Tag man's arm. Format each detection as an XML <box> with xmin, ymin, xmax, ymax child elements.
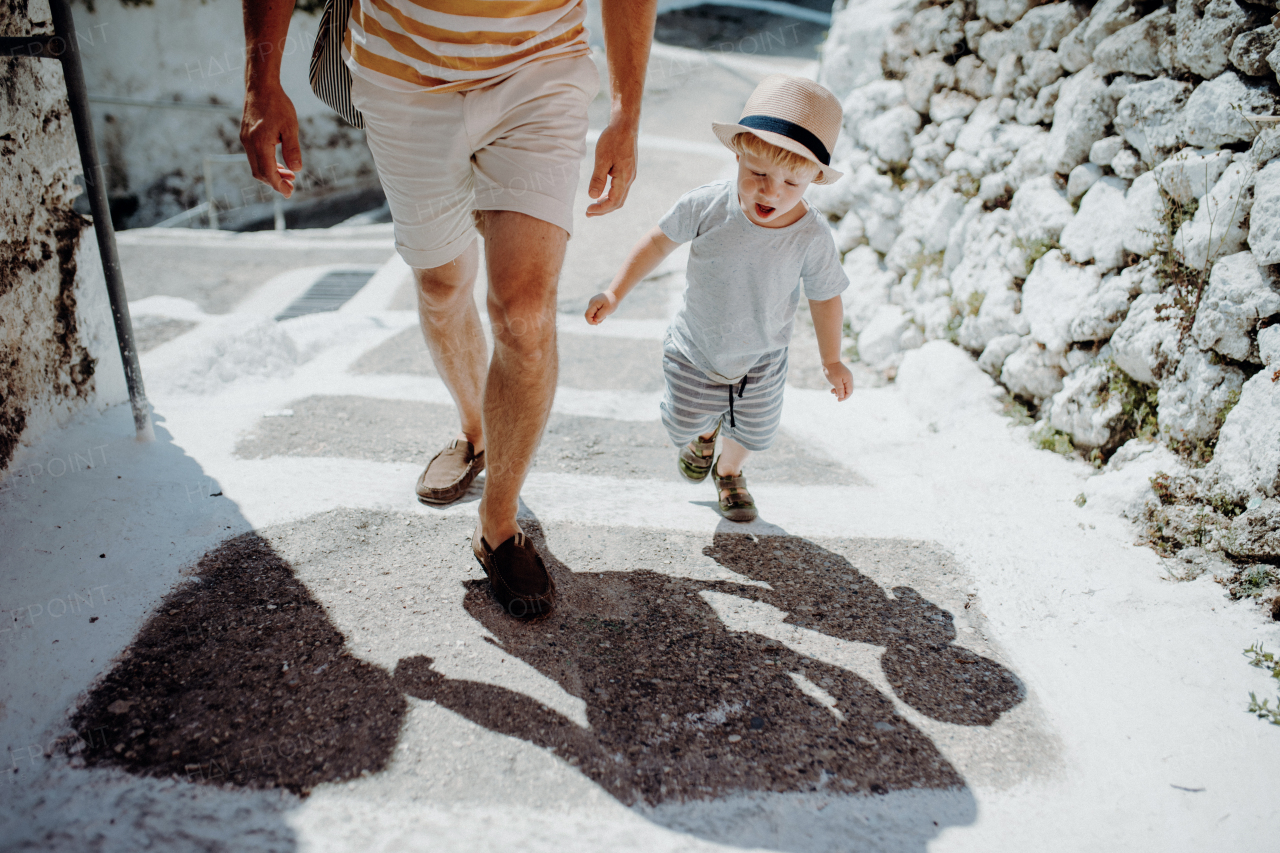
<box><xmin>586</xmin><ymin>0</ymin><xmax>657</xmax><ymax>217</ymax></box>
<box><xmin>240</xmin><ymin>0</ymin><xmax>302</xmax><ymax>198</ymax></box>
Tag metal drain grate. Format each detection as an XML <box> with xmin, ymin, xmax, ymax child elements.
<box><xmin>274</xmin><ymin>268</ymin><xmax>377</xmax><ymax>321</ymax></box>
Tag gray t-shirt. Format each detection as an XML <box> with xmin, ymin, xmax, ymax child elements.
<box><xmin>659</xmin><ymin>180</ymin><xmax>849</xmax><ymax>384</ymax></box>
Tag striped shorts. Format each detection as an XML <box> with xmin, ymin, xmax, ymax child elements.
<box><xmin>660</xmin><ymin>337</ymin><xmax>789</xmax><ymax>453</ymax></box>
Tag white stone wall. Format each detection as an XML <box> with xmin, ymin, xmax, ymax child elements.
<box><xmin>1</xmin><ymin>0</ymin><xmax>128</xmax><ymax>476</ymax></box>
<box><xmin>818</xmin><ymin>0</ymin><xmax>1280</xmax><ymax>508</ymax></box>
<box><xmin>69</xmin><ymin>0</ymin><xmax>377</xmax><ymax>226</ymax></box>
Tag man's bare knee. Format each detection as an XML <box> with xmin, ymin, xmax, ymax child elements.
<box><xmin>489</xmin><ymin>294</ymin><xmax>555</xmax><ymax>355</ymax></box>
<box><xmin>415</xmin><ymin>266</ymin><xmax>474</xmax><ymax>315</ymax></box>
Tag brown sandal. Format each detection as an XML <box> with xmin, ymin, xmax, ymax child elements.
<box><xmin>678</xmin><ymin>422</ymin><xmax>720</xmax><ymax>482</ymax></box>
<box><xmin>713</xmin><ymin>456</ymin><xmax>758</xmax><ymax>523</ymax></box>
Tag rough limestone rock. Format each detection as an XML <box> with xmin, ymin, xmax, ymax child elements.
<box><xmin>949</xmin><ymin>209</ymin><xmax>1018</xmax><ymax>301</ymax></box>
<box><xmin>1108</xmin><ymin>292</ymin><xmax>1183</xmax><ymax>385</ymax></box>
<box><xmin>1058</xmin><ymin>0</ymin><xmax>1144</xmax><ymax>73</ymax></box>
<box><xmin>1111</xmin><ymin>148</ymin><xmax>1144</xmax><ymax>179</ymax></box>
<box><xmin>1026</xmin><ymin>2</ymin><xmax>1085</xmax><ymax>51</ymax></box>
<box><xmin>1225</xmin><ymin>501</ymin><xmax>1280</xmax><ymax>558</ymax></box>
<box><xmin>991</xmin><ymin>53</ymin><xmax>1022</xmax><ymax>99</ymax></box>
<box><xmin>885</xmin><ymin>184</ymin><xmax>967</xmax><ymax>269</ymax></box>
<box><xmin>1044</xmin><ymin>65</ymin><xmax>1118</xmax><ymax>175</ymax></box>
<box><xmin>843</xmin><ymin>246</ymin><xmax>897</xmax><ymax>334</ymax></box>
<box><xmin>946</xmin><ymin>99</ymin><xmax>1044</xmax><ymax>178</ymax></box>
<box><xmin>841</xmin><ymin>80</ymin><xmax>907</xmax><ymax>149</ymax></box>
<box><xmin>909</xmin><ymin>2</ymin><xmax>967</xmax><ymax>55</ymax></box>
<box><xmin>1153</xmin><ymin>147</ymin><xmax>1233</xmax><ymax>206</ymax></box>
<box><xmin>1180</xmin><ymin>72</ymin><xmax>1273</xmax><ymax>150</ymax></box>
<box><xmin>1068</xmin><ymin>162</ymin><xmax>1103</xmax><ymax>201</ymax></box>
<box><xmin>978</xmin><ymin>332</ymin><xmax>1024</xmax><ymax>375</ymax></box>
<box><xmin>1060</xmin><ymin>177</ymin><xmax>1129</xmax><ymax>271</ymax></box>
<box><xmin>1068</xmin><ymin>268</ymin><xmax>1138</xmax><ymax>341</ymax></box>
<box><xmin>1113</xmin><ymin>79</ymin><xmax>1193</xmax><ymax>167</ymax></box>
<box><xmin>1249</xmin><ymin>126</ymin><xmax>1280</xmax><ymax>169</ymax></box>
<box><xmin>1022</xmin><ymin>250</ymin><xmax>1103</xmax><ymax>352</ymax></box>
<box><xmin>819</xmin><ymin>0</ymin><xmax>916</xmax><ymax>99</ymax></box>
<box><xmin>1001</xmin><ymin>336</ymin><xmax>1066</xmax><ymax>401</ymax></box>
<box><xmin>1010</xmin><ymin>174</ymin><xmax>1074</xmax><ymax>244</ymax></box>
<box><xmin>909</xmin><ymin>125</ymin><xmax>953</xmax><ymax>184</ymax></box>
<box><xmin>1260</xmin><ymin>323</ymin><xmax>1280</xmax><ymax>365</ymax></box>
<box><xmin>1121</xmin><ymin>172</ymin><xmax>1167</xmax><ymax>257</ymax></box>
<box><xmin>978</xmin><ymin>0</ymin><xmax>1045</xmax><ymax>27</ymax></box>
<box><xmin>807</xmin><ymin>172</ymin><xmax>858</xmax><ymax>218</ymax></box>
<box><xmin>954</xmin><ymin>56</ymin><xmax>995</xmax><ymax>99</ymax></box>
<box><xmin>957</xmin><ymin>284</ymin><xmax>1027</xmax><ymax>352</ymax></box>
<box><xmin>866</xmin><ymin>105</ymin><xmax>923</xmax><ymax>164</ymax></box>
<box><xmin>1231</xmin><ymin>25</ymin><xmax>1280</xmax><ymax>77</ymax></box>
<box><xmin>1092</xmin><ymin>9</ymin><xmax>1176</xmax><ymax>77</ymax></box>
<box><xmin>1173</xmin><ymin>160</ymin><xmax>1255</xmax><ymax>271</ymax></box>
<box><xmin>904</xmin><ymin>55</ymin><xmax>955</xmax><ymax>114</ymax></box>
<box><xmin>1089</xmin><ymin>136</ymin><xmax>1125</xmax><ymax>166</ymax></box>
<box><xmin>858</xmin><ymin>304</ymin><xmax>913</xmax><ymax>367</ymax></box>
<box><xmin>1021</xmin><ymin>50</ymin><xmax>1065</xmax><ymax>90</ymax></box>
<box><xmin>834</xmin><ymin>212</ymin><xmax>867</xmax><ymax>253</ymax></box>
<box><xmin>1157</xmin><ymin>348</ymin><xmax>1245</xmax><ymax>443</ymax></box>
<box><xmin>1212</xmin><ymin>370</ymin><xmax>1280</xmax><ymax>497</ymax></box>
<box><xmin>1247</xmin><ymin>160</ymin><xmax>1280</xmax><ymax>265</ymax></box>
<box><xmin>981</xmin><ymin>2</ymin><xmax>1081</xmax><ymax>64</ymax></box>
<box><xmin>930</xmin><ymin>90</ymin><xmax>979</xmax><ymax>124</ymax></box>
<box><xmin>1176</xmin><ymin>0</ymin><xmax>1256</xmax><ymax>80</ymax></box>
<box><xmin>1046</xmin><ymin>362</ymin><xmax>1123</xmax><ymax>448</ymax></box>
<box><xmin>1190</xmin><ymin>251</ymin><xmax>1280</xmax><ymax>362</ymax></box>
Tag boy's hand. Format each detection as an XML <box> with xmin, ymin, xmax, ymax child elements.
<box><xmin>823</xmin><ymin>361</ymin><xmax>853</xmax><ymax>402</ymax></box>
<box><xmin>585</xmin><ymin>292</ymin><xmax>618</xmax><ymax>325</ymax></box>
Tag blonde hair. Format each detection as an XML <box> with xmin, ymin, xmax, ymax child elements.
<box><xmin>731</xmin><ymin>131</ymin><xmax>822</xmax><ymax>180</ymax></box>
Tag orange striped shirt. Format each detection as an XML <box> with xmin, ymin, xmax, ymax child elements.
<box><xmin>344</xmin><ymin>0</ymin><xmax>590</xmax><ymax>93</ymax></box>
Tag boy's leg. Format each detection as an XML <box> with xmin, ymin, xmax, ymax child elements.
<box><xmin>714</xmin><ymin>437</ymin><xmax>752</xmax><ymax>476</ymax></box>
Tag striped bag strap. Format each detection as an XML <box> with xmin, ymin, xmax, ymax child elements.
<box><xmin>308</xmin><ymin>0</ymin><xmax>365</xmax><ymax>128</ymax></box>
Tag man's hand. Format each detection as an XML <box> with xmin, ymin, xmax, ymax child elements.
<box><xmin>240</xmin><ymin>81</ymin><xmax>302</xmax><ymax>198</ymax></box>
<box><xmin>823</xmin><ymin>361</ymin><xmax>853</xmax><ymax>402</ymax></box>
<box><xmin>584</xmin><ymin>291</ymin><xmax>618</xmax><ymax>324</ymax></box>
<box><xmin>586</xmin><ymin>118</ymin><xmax>638</xmax><ymax>217</ymax></box>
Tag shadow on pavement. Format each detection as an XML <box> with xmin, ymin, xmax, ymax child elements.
<box><xmin>70</xmin><ymin>533</ymin><xmax>407</xmax><ymax>793</ymax></box>
<box><xmin>394</xmin><ymin>521</ymin><xmax>1024</xmax><ymax>850</ymax></box>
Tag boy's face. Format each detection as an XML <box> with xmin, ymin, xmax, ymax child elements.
<box><xmin>735</xmin><ymin>150</ymin><xmax>817</xmax><ymax>228</ymax></box>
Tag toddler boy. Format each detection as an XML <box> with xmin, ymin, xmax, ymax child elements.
<box><xmin>586</xmin><ymin>75</ymin><xmax>852</xmax><ymax>522</ymax></box>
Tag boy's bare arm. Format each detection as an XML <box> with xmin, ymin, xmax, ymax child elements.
<box><xmin>585</xmin><ymin>226</ymin><xmax>679</xmax><ymax>324</ymax></box>
<box><xmin>240</xmin><ymin>0</ymin><xmax>300</xmax><ymax>197</ymax></box>
<box><xmin>810</xmin><ymin>295</ymin><xmax>853</xmax><ymax>401</ymax></box>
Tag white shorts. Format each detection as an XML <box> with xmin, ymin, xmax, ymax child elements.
<box><xmin>350</xmin><ymin>54</ymin><xmax>599</xmax><ymax>270</ymax></box>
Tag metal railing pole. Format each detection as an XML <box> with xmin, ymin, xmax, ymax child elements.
<box><xmin>47</xmin><ymin>0</ymin><xmax>153</xmax><ymax>440</ymax></box>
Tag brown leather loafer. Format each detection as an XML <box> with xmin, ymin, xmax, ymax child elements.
<box><xmin>415</xmin><ymin>439</ymin><xmax>484</xmax><ymax>506</ymax></box>
<box><xmin>472</xmin><ymin>523</ymin><xmax>556</xmax><ymax>619</ymax></box>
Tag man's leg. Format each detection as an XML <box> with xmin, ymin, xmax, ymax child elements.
<box><xmin>413</xmin><ymin>237</ymin><xmax>487</xmax><ymax>453</ymax></box>
<box><xmin>476</xmin><ymin>210</ymin><xmax>567</xmax><ymax>546</ymax></box>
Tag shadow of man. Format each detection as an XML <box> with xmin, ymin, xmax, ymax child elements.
<box><xmin>395</xmin><ymin>521</ymin><xmax>1023</xmax><ymax>808</ymax></box>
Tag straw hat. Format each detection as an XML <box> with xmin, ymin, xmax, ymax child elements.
<box><xmin>712</xmin><ymin>75</ymin><xmax>844</xmax><ymax>184</ymax></box>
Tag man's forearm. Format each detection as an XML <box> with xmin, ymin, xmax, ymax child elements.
<box><xmin>243</xmin><ymin>0</ymin><xmax>297</xmax><ymax>86</ymax></box>
<box><xmin>810</xmin><ymin>296</ymin><xmax>846</xmax><ymax>364</ymax></box>
<box><xmin>599</xmin><ymin>0</ymin><xmax>657</xmax><ymax>125</ymax></box>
